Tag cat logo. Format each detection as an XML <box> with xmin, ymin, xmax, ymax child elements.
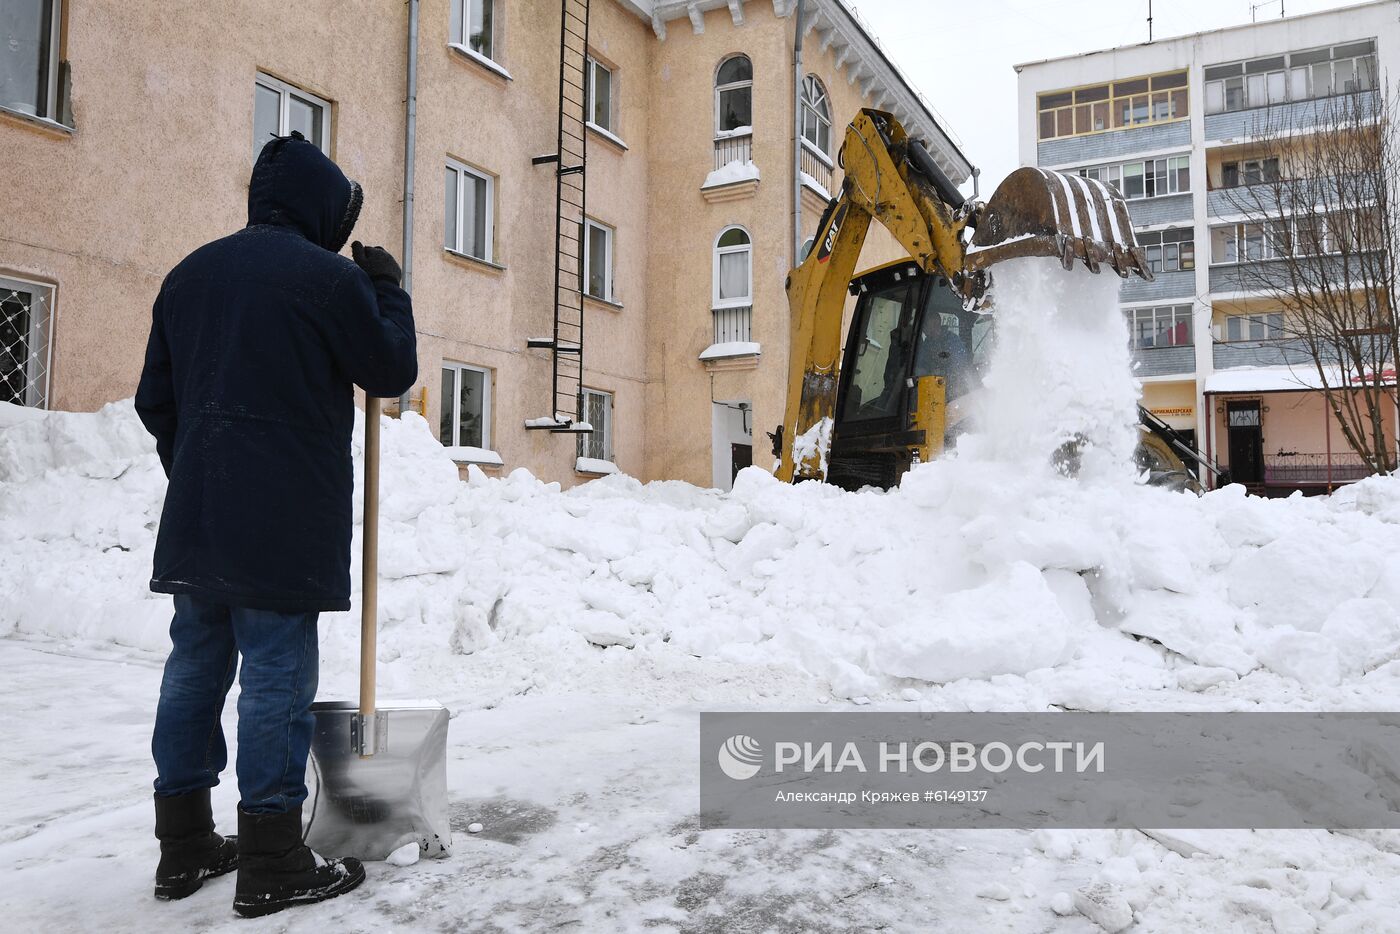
<box><xmin>816</xmin><ymin>202</ymin><xmax>848</xmax><ymax>265</ymax></box>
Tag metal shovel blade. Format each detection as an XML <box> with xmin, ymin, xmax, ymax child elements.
<box><xmin>964</xmin><ymin>166</ymin><xmax>1153</xmax><ymax>281</ymax></box>
<box><xmin>305</xmin><ymin>700</ymin><xmax>452</xmax><ymax>860</ymax></box>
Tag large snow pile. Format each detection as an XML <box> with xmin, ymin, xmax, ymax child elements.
<box><xmin>3</xmin><ymin>401</ymin><xmax>1400</xmax><ymax>709</ymax></box>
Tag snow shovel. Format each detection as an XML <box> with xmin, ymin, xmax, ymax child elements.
<box><xmin>305</xmin><ymin>396</ymin><xmax>452</xmax><ymax>860</ymax></box>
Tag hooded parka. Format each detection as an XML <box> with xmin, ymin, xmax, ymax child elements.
<box><xmin>135</xmin><ymin>135</ymin><xmax>417</xmax><ymax>612</ymax></box>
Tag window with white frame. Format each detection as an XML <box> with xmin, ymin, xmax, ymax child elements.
<box><xmin>713</xmin><ymin>226</ymin><xmax>752</xmax><ymax>308</ymax></box>
<box><xmin>1136</xmin><ymin>228</ymin><xmax>1195</xmax><ymax>274</ymax></box>
<box><xmin>253</xmin><ymin>75</ymin><xmax>330</xmax><ymax>161</ymax></box>
<box><xmin>585</xmin><ymin>56</ymin><xmax>614</xmax><ymax>132</ymax></box>
<box><xmin>438</xmin><ymin>362</ymin><xmax>492</xmax><ymax>451</ymax></box>
<box><xmin>578</xmin><ymin>388</ymin><xmax>613</xmax><ymax>462</ymax></box>
<box><xmin>1077</xmin><ymin>154</ymin><xmax>1189</xmax><ymax>200</ymax></box>
<box><xmin>1</xmin><ymin>0</ymin><xmax>62</xmax><ymax>120</ymax></box>
<box><xmin>1203</xmin><ymin>40</ymin><xmax>1376</xmax><ymax>114</ymax></box>
<box><xmin>582</xmin><ymin>219</ymin><xmax>614</xmax><ymax>300</ymax></box>
<box><xmin>715</xmin><ymin>55</ymin><xmax>752</xmax><ymax>134</ymax></box>
<box><xmin>1223</xmin><ymin>312</ymin><xmax>1285</xmax><ymax>342</ymax></box>
<box><xmin>0</xmin><ymin>274</ymin><xmax>54</xmax><ymax>408</ymax></box>
<box><xmin>445</xmin><ymin>160</ymin><xmax>494</xmax><ymax>261</ymax></box>
<box><xmin>451</xmin><ymin>0</ymin><xmax>496</xmax><ymax>61</ymax></box>
<box><xmin>801</xmin><ymin>75</ymin><xmax>831</xmax><ymax>155</ymax></box>
<box><xmin>1125</xmin><ymin>305</ymin><xmax>1193</xmax><ymax>350</ymax></box>
<box><xmin>1221</xmin><ymin>156</ymin><xmax>1280</xmax><ymax>189</ymax></box>
<box><xmin>1206</xmin><ymin>212</ymin><xmax>1376</xmax><ymax>264</ymax></box>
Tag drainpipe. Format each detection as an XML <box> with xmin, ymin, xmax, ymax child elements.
<box><xmin>792</xmin><ymin>0</ymin><xmax>808</xmax><ymax>266</ymax></box>
<box><xmin>398</xmin><ymin>0</ymin><xmax>420</xmax><ymax>417</ymax></box>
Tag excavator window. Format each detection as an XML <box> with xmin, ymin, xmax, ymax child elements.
<box><xmin>839</xmin><ymin>279</ymin><xmax>919</xmax><ymax>424</ymax></box>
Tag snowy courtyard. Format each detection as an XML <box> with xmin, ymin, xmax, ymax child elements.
<box><xmin>4</xmin><ymin>352</ymin><xmax>1400</xmax><ymax>930</ymax></box>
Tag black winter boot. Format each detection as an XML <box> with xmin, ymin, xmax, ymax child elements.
<box><xmin>232</xmin><ymin>806</ymin><xmax>365</xmax><ymax>918</ymax></box>
<box><xmin>154</xmin><ymin>789</ymin><xmax>239</xmax><ymax>900</ymax></box>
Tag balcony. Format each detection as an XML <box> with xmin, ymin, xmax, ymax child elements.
<box><xmin>1212</xmin><ymin>337</ymin><xmax>1324</xmax><ymax>369</ymax></box>
<box><xmin>799</xmin><ymin>142</ymin><xmax>834</xmax><ymax>199</ymax></box>
<box><xmin>714</xmin><ymin>130</ymin><xmax>752</xmax><ymax>170</ymax></box>
<box><xmin>700</xmin><ymin>305</ymin><xmax>758</xmax><ymax>368</ymax></box>
<box><xmin>1208</xmin><ymin>253</ymin><xmax>1367</xmax><ymax>295</ymax></box>
<box><xmin>1131</xmin><ymin>344</ymin><xmax>1196</xmax><ymax>377</ymax></box>
<box><xmin>1206</xmin><ymin>175</ymin><xmax>1366</xmax><ymax>218</ymax></box>
<box><xmin>1204</xmin><ymin>90</ymin><xmax>1379</xmax><ymax>143</ymax></box>
<box><xmin>1037</xmin><ymin>119</ymin><xmax>1190</xmax><ymax>167</ymax></box>
<box><xmin>1121</xmin><ymin>268</ymin><xmax>1196</xmax><ymax>304</ymax></box>
<box><xmin>1125</xmin><ymin>193</ymin><xmax>1193</xmax><ymax>227</ymax></box>
<box><xmin>713</xmin><ymin>305</ymin><xmax>752</xmax><ymax>344</ymax></box>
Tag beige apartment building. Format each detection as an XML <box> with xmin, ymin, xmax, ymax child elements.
<box><xmin>1</xmin><ymin>0</ymin><xmax>972</xmax><ymax>489</ymax></box>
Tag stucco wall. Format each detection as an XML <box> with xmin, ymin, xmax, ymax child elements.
<box><xmin>2</xmin><ymin>0</ymin><xmax>944</xmax><ymax>489</ymax></box>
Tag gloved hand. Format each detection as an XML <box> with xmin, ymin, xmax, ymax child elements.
<box><xmin>351</xmin><ymin>241</ymin><xmax>403</xmax><ymax>286</ymax></box>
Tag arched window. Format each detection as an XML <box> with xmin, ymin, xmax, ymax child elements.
<box><xmin>713</xmin><ymin>226</ymin><xmax>752</xmax><ymax>308</ymax></box>
<box><xmin>715</xmin><ymin>55</ymin><xmax>753</xmax><ymax>134</ymax></box>
<box><xmin>801</xmin><ymin>75</ymin><xmax>831</xmax><ymax>154</ymax></box>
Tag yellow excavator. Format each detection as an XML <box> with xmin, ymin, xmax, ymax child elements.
<box><xmin>774</xmin><ymin>109</ymin><xmax>1210</xmax><ymax>491</ymax></box>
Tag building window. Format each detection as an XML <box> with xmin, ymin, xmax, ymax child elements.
<box><xmin>1204</xmin><ymin>40</ymin><xmax>1376</xmax><ymax>114</ymax></box>
<box><xmin>445</xmin><ymin>160</ymin><xmax>494</xmax><ymax>262</ymax></box>
<box><xmin>253</xmin><ymin>74</ymin><xmax>330</xmax><ymax>161</ymax></box>
<box><xmin>0</xmin><ymin>274</ymin><xmax>54</xmax><ymax>408</ymax></box>
<box><xmin>439</xmin><ymin>362</ymin><xmax>491</xmax><ymax>450</ymax></box>
<box><xmin>1</xmin><ymin>0</ymin><xmax>62</xmax><ymax>120</ymax></box>
<box><xmin>585</xmin><ymin>56</ymin><xmax>613</xmax><ymax>132</ymax></box>
<box><xmin>1077</xmin><ymin>154</ymin><xmax>1189</xmax><ymax>199</ymax></box>
<box><xmin>1206</xmin><ymin>212</ymin><xmax>1371</xmax><ymax>264</ymax></box>
<box><xmin>801</xmin><ymin>75</ymin><xmax>830</xmax><ymax>154</ymax></box>
<box><xmin>451</xmin><ymin>0</ymin><xmax>496</xmax><ymax>61</ymax></box>
<box><xmin>1126</xmin><ymin>304</ymin><xmax>1193</xmax><ymax>350</ymax></box>
<box><xmin>578</xmin><ymin>388</ymin><xmax>613</xmax><ymax>463</ymax></box>
<box><xmin>582</xmin><ymin>219</ymin><xmax>614</xmax><ymax>301</ymax></box>
<box><xmin>1223</xmin><ymin>312</ymin><xmax>1285</xmax><ymax>342</ymax></box>
<box><xmin>713</xmin><ymin>226</ymin><xmax>752</xmax><ymax>308</ymax></box>
<box><xmin>1220</xmin><ymin>157</ymin><xmax>1279</xmax><ymax>189</ymax></box>
<box><xmin>715</xmin><ymin>55</ymin><xmax>752</xmax><ymax>134</ymax></box>
<box><xmin>1038</xmin><ymin>71</ymin><xmax>1187</xmax><ymax>140</ymax></box>
<box><xmin>1136</xmin><ymin>228</ymin><xmax>1195</xmax><ymax>274</ymax></box>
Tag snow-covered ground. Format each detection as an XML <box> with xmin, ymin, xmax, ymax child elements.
<box><xmin>3</xmin><ymin>258</ymin><xmax>1399</xmax><ymax>931</ymax></box>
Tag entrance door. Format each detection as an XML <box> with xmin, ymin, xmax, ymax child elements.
<box><xmin>712</xmin><ymin>400</ymin><xmax>753</xmax><ymax>491</ymax></box>
<box><xmin>731</xmin><ymin>442</ymin><xmax>752</xmax><ymax>482</ymax></box>
<box><xmin>1226</xmin><ymin>401</ymin><xmax>1263</xmax><ymax>484</ymax></box>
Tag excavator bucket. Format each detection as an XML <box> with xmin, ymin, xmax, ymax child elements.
<box><xmin>964</xmin><ymin>166</ymin><xmax>1153</xmax><ymax>284</ymax></box>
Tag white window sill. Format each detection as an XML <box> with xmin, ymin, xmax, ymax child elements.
<box><xmin>444</xmin><ymin>445</ymin><xmax>503</xmax><ymax>466</ymax></box>
<box><xmin>700</xmin><ymin>341</ymin><xmax>761</xmax><ymax>361</ymax></box>
<box><xmin>800</xmin><ymin>137</ymin><xmax>833</xmax><ymax>168</ymax></box>
<box><xmin>448</xmin><ymin>43</ymin><xmax>513</xmax><ymax>81</ymax></box>
<box><xmin>714</xmin><ymin>126</ymin><xmax>753</xmax><ymax>141</ymax></box>
<box><xmin>0</xmin><ymin>105</ymin><xmax>73</xmax><ymax>135</ymax></box>
<box><xmin>584</xmin><ymin>292</ymin><xmax>624</xmax><ymax>311</ymax></box>
<box><xmin>576</xmin><ymin>457</ymin><xmax>619</xmax><ymax>476</ymax></box>
<box><xmin>445</xmin><ymin>247</ymin><xmax>506</xmax><ymax>272</ymax></box>
<box><xmin>586</xmin><ymin>122</ymin><xmax>628</xmax><ymax>151</ymax></box>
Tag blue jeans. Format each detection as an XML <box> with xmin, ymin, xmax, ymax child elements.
<box><xmin>152</xmin><ymin>594</ymin><xmax>319</xmax><ymax>814</ymax></box>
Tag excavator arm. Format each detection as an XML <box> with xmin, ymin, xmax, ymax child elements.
<box><xmin>776</xmin><ymin>109</ymin><xmax>1152</xmax><ymax>483</ymax></box>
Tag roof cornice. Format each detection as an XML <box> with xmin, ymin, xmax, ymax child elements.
<box><xmin>634</xmin><ymin>0</ymin><xmax>974</xmax><ymax>185</ymax></box>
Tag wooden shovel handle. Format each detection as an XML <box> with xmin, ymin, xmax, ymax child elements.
<box><xmin>360</xmin><ymin>396</ymin><xmax>380</xmax><ymax>719</ymax></box>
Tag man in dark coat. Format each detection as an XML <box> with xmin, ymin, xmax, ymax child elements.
<box><xmin>135</xmin><ymin>132</ymin><xmax>416</xmax><ymax>917</ymax></box>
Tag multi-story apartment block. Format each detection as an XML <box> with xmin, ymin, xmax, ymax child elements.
<box><xmin>1017</xmin><ymin>0</ymin><xmax>1399</xmax><ymax>494</ymax></box>
<box><xmin>0</xmin><ymin>0</ymin><xmax>971</xmax><ymax>490</ymax></box>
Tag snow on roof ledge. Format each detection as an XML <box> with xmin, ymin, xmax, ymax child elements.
<box><xmin>1204</xmin><ymin>365</ymin><xmax>1397</xmax><ymax>395</ymax></box>
<box><xmin>699</xmin><ymin>341</ymin><xmax>761</xmax><ymax>361</ymax></box>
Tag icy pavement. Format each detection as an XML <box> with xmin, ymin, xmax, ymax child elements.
<box><xmin>5</xmin><ymin>636</ymin><xmax>1400</xmax><ymax>933</ymax></box>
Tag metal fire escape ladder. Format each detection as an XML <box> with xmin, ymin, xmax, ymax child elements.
<box><xmin>527</xmin><ymin>0</ymin><xmax>592</xmax><ymax>434</ymax></box>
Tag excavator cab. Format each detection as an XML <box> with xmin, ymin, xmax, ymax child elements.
<box><xmin>826</xmin><ymin>262</ymin><xmax>987</xmax><ymax>490</ymax></box>
<box><xmin>777</xmin><ymin>109</ymin><xmax>1158</xmax><ymax>487</ymax></box>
